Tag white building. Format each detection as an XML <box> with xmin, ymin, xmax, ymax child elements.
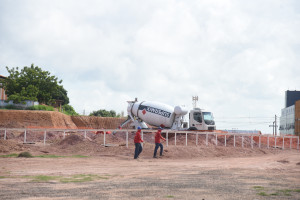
<box><xmin>279</xmin><ymin>90</ymin><xmax>300</xmax><ymax>135</ymax></box>
<box><xmin>280</xmin><ymin>105</ymin><xmax>295</xmax><ymax>135</ymax></box>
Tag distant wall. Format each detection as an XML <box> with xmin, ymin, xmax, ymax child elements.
<box><xmin>0</xmin><ymin>100</ymin><xmax>39</xmax><ymax>108</ymax></box>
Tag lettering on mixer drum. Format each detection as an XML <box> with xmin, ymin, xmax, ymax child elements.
<box><xmin>139</xmin><ymin>105</ymin><xmax>171</xmax><ymax>118</ymax></box>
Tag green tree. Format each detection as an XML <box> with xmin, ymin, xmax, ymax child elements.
<box><xmin>53</xmin><ymin>85</ymin><xmax>70</xmax><ymax>105</ymax></box>
<box><xmin>62</xmin><ymin>104</ymin><xmax>78</xmax><ymax>116</ymax></box>
<box><xmin>89</xmin><ymin>109</ymin><xmax>119</xmax><ymax>117</ymax></box>
<box><xmin>1</xmin><ymin>64</ymin><xmax>69</xmax><ymax>105</ymax></box>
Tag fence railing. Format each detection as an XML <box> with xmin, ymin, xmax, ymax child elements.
<box><xmin>0</xmin><ymin>128</ymin><xmax>299</xmax><ymax>151</ymax></box>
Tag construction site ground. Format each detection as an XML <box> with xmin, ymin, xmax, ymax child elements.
<box><xmin>0</xmin><ymin>110</ymin><xmax>300</xmax><ymax>199</ymax></box>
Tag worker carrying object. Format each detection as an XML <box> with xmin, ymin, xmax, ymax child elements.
<box><xmin>153</xmin><ymin>127</ymin><xmax>166</xmax><ymax>158</ymax></box>
<box><xmin>134</xmin><ymin>127</ymin><xmax>144</xmax><ymax>159</ymax></box>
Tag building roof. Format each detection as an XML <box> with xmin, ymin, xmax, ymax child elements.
<box><xmin>0</xmin><ymin>75</ymin><xmax>7</xmax><ymax>79</ymax></box>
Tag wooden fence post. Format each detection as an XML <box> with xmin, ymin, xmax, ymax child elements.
<box><xmin>44</xmin><ymin>130</ymin><xmax>46</xmax><ymax>145</ymax></box>
<box><xmin>166</xmin><ymin>131</ymin><xmax>169</xmax><ymax>147</ymax></box>
<box><xmin>24</xmin><ymin>129</ymin><xmax>27</xmax><ymax>143</ymax></box>
<box><xmin>234</xmin><ymin>135</ymin><xmax>236</xmax><ymax>148</ymax></box>
<box><xmin>242</xmin><ymin>136</ymin><xmax>244</xmax><ymax>148</ymax></box>
<box><xmin>126</xmin><ymin>131</ymin><xmax>128</xmax><ymax>148</ymax></box>
<box><xmin>185</xmin><ymin>132</ymin><xmax>187</xmax><ymax>146</ymax></box>
<box><xmin>104</xmin><ymin>131</ymin><xmax>106</xmax><ymax>146</ymax></box>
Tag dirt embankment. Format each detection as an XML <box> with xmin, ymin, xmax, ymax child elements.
<box><xmin>0</xmin><ymin>110</ymin><xmax>76</xmax><ymax>129</ymax></box>
<box><xmin>0</xmin><ymin>110</ymin><xmax>127</xmax><ymax>129</ymax></box>
<box><xmin>71</xmin><ymin>116</ymin><xmax>128</xmax><ymax>129</ymax></box>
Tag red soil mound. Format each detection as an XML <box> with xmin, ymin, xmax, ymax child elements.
<box><xmin>0</xmin><ymin>110</ymin><xmax>77</xmax><ymax>129</ymax></box>
<box><xmin>0</xmin><ymin>110</ymin><xmax>128</xmax><ymax>130</ymax></box>
<box><xmin>71</xmin><ymin>116</ymin><xmax>129</xmax><ymax>129</ymax></box>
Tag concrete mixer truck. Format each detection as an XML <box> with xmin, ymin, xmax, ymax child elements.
<box><xmin>120</xmin><ymin>99</ymin><xmax>216</xmax><ymax>131</ymax></box>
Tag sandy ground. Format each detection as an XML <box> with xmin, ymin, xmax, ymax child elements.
<box><xmin>0</xmin><ymin>150</ymin><xmax>300</xmax><ymax>200</ymax></box>
<box><xmin>1</xmin><ymin>110</ymin><xmax>299</xmax><ymax>199</ymax></box>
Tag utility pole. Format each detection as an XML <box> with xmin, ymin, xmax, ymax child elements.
<box><xmin>269</xmin><ymin>121</ymin><xmax>275</xmax><ymax>136</ymax></box>
<box><xmin>269</xmin><ymin>115</ymin><xmax>278</xmax><ymax>136</ymax></box>
<box><xmin>275</xmin><ymin>115</ymin><xmax>277</xmax><ymax>136</ymax></box>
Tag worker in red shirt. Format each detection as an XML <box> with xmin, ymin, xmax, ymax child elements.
<box><xmin>153</xmin><ymin>127</ymin><xmax>166</xmax><ymax>158</ymax></box>
<box><xmin>134</xmin><ymin>127</ymin><xmax>144</xmax><ymax>159</ymax></box>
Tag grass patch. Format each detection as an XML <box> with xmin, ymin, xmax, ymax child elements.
<box><xmin>22</xmin><ymin>175</ymin><xmax>60</xmax><ymax>182</ymax></box>
<box><xmin>1</xmin><ymin>153</ymin><xmax>88</xmax><ymax>158</ymax></box>
<box><xmin>257</xmin><ymin>192</ymin><xmax>268</xmax><ymax>196</ymax></box>
<box><xmin>0</xmin><ymin>153</ymin><xmax>18</xmax><ymax>158</ymax></box>
<box><xmin>18</xmin><ymin>152</ymin><xmax>33</xmax><ymax>158</ymax></box>
<box><xmin>26</xmin><ymin>105</ymin><xmax>54</xmax><ymax>111</ymax></box>
<box><xmin>253</xmin><ymin>186</ymin><xmax>300</xmax><ymax>197</ymax></box>
<box><xmin>60</xmin><ymin>174</ymin><xmax>107</xmax><ymax>183</ymax></box>
<box><xmin>270</xmin><ymin>192</ymin><xmax>279</xmax><ymax>196</ymax></box>
<box><xmin>0</xmin><ymin>176</ymin><xmax>6</xmax><ymax>179</ymax></box>
<box><xmin>71</xmin><ymin>155</ymin><xmax>88</xmax><ymax>158</ymax></box>
<box><xmin>32</xmin><ymin>175</ymin><xmax>60</xmax><ymax>182</ymax></box>
<box><xmin>22</xmin><ymin>174</ymin><xmax>107</xmax><ymax>183</ymax></box>
<box><xmin>279</xmin><ymin>189</ymin><xmax>292</xmax><ymax>196</ymax></box>
<box><xmin>253</xmin><ymin>186</ymin><xmax>264</xmax><ymax>190</ymax></box>
<box><xmin>35</xmin><ymin>154</ymin><xmax>88</xmax><ymax>158</ymax></box>
<box><xmin>165</xmin><ymin>195</ymin><xmax>175</xmax><ymax>198</ymax></box>
<box><xmin>35</xmin><ymin>155</ymin><xmax>65</xmax><ymax>158</ymax></box>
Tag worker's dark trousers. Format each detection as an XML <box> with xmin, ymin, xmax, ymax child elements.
<box><xmin>134</xmin><ymin>143</ymin><xmax>143</xmax><ymax>159</ymax></box>
<box><xmin>153</xmin><ymin>143</ymin><xmax>163</xmax><ymax>157</ymax></box>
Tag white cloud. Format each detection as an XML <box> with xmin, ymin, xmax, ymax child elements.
<box><xmin>0</xmin><ymin>0</ymin><xmax>299</xmax><ymax>133</ymax></box>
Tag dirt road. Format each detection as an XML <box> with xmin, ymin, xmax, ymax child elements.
<box><xmin>1</xmin><ymin>150</ymin><xmax>299</xmax><ymax>200</ymax></box>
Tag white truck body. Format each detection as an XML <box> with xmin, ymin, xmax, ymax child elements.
<box><xmin>121</xmin><ymin>100</ymin><xmax>216</xmax><ymax>131</ymax></box>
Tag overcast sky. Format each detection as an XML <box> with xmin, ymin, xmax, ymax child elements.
<box><xmin>0</xmin><ymin>0</ymin><xmax>299</xmax><ymax>134</ymax></box>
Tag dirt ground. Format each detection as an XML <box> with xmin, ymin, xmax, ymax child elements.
<box><xmin>0</xmin><ymin>132</ymin><xmax>300</xmax><ymax>200</ymax></box>
<box><xmin>0</xmin><ymin>110</ymin><xmax>300</xmax><ymax>199</ymax></box>
<box><xmin>0</xmin><ymin>150</ymin><xmax>300</xmax><ymax>200</ymax></box>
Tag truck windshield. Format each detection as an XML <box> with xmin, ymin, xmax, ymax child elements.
<box><xmin>193</xmin><ymin>112</ymin><xmax>202</xmax><ymax>123</ymax></box>
<box><xmin>203</xmin><ymin>112</ymin><xmax>215</xmax><ymax>125</ymax></box>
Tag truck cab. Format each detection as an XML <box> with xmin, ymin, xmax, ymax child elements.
<box><xmin>189</xmin><ymin>108</ymin><xmax>216</xmax><ymax>130</ymax></box>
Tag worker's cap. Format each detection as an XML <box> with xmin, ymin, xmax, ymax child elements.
<box><xmin>137</xmin><ymin>126</ymin><xmax>142</xmax><ymax>130</ymax></box>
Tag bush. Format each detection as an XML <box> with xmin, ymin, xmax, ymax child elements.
<box><xmin>26</xmin><ymin>105</ymin><xmax>54</xmax><ymax>111</ymax></box>
<box><xmin>4</xmin><ymin>104</ymin><xmax>17</xmax><ymax>110</ymax></box>
<box><xmin>62</xmin><ymin>104</ymin><xmax>78</xmax><ymax>116</ymax></box>
<box><xmin>18</xmin><ymin>152</ymin><xmax>33</xmax><ymax>158</ymax></box>
<box><xmin>89</xmin><ymin>109</ymin><xmax>119</xmax><ymax>117</ymax></box>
